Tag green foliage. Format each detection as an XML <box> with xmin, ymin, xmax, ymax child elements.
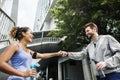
<box><xmin>49</xmin><ymin>0</ymin><xmax>120</xmax><ymax>51</ymax></box>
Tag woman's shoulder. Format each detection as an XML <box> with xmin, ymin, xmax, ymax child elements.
<box><xmin>1</xmin><ymin>43</ymin><xmax>19</xmax><ymax>57</ymax></box>
<box><xmin>7</xmin><ymin>43</ymin><xmax>19</xmax><ymax>51</ymax></box>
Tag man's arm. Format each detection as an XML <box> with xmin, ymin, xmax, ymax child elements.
<box><xmin>61</xmin><ymin>47</ymin><xmax>88</xmax><ymax>60</ymax></box>
<box><xmin>104</xmin><ymin>35</ymin><xmax>120</xmax><ymax>68</ymax></box>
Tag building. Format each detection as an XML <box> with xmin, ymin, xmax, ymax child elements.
<box><xmin>33</xmin><ymin>0</ymin><xmax>57</xmax><ymax>32</ymax></box>
<box><xmin>0</xmin><ymin>0</ymin><xmax>18</xmax><ymax>80</ymax></box>
<box><xmin>33</xmin><ymin>0</ymin><xmax>64</xmax><ymax>80</ymax></box>
<box><xmin>33</xmin><ymin>0</ymin><xmax>94</xmax><ymax>80</ymax></box>
<box><xmin>0</xmin><ymin>0</ymin><xmax>13</xmax><ymax>16</ymax></box>
<box><xmin>0</xmin><ymin>0</ymin><xmax>18</xmax><ymax>42</ymax></box>
<box><xmin>0</xmin><ymin>0</ymin><xmax>18</xmax><ymax>24</ymax></box>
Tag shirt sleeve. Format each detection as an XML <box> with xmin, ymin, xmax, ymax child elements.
<box><xmin>68</xmin><ymin>47</ymin><xmax>88</xmax><ymax>60</ymax></box>
<box><xmin>104</xmin><ymin>35</ymin><xmax>120</xmax><ymax>68</ymax></box>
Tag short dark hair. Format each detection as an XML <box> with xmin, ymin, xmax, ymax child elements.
<box><xmin>84</xmin><ymin>22</ymin><xmax>98</xmax><ymax>32</ymax></box>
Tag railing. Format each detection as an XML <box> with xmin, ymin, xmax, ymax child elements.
<box><xmin>28</xmin><ymin>36</ymin><xmax>67</xmax><ymax>47</ymax></box>
<box><xmin>0</xmin><ymin>40</ymin><xmax>10</xmax><ymax>50</ymax></box>
<box><xmin>29</xmin><ymin>37</ymin><xmax>61</xmax><ymax>45</ymax></box>
<box><xmin>0</xmin><ymin>8</ymin><xmax>15</xmax><ymax>41</ymax></box>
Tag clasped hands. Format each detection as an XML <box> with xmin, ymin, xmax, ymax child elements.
<box><xmin>58</xmin><ymin>51</ymin><xmax>68</xmax><ymax>57</ymax></box>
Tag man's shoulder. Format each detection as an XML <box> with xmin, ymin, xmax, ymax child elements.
<box><xmin>99</xmin><ymin>35</ymin><xmax>112</xmax><ymax>38</ymax></box>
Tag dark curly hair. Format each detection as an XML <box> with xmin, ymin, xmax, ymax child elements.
<box><xmin>10</xmin><ymin>26</ymin><xmax>30</xmax><ymax>40</ymax></box>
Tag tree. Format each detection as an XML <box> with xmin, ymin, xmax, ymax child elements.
<box><xmin>49</xmin><ymin>0</ymin><xmax>120</xmax><ymax>51</ymax></box>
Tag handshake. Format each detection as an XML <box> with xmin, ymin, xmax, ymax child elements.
<box><xmin>58</xmin><ymin>51</ymin><xmax>69</xmax><ymax>57</ymax></box>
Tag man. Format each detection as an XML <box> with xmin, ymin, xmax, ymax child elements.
<box><xmin>61</xmin><ymin>22</ymin><xmax>120</xmax><ymax>80</ymax></box>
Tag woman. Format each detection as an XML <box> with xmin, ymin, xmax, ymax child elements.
<box><xmin>0</xmin><ymin>26</ymin><xmax>62</xmax><ymax>80</ymax></box>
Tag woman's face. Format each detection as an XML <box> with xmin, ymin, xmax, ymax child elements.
<box><xmin>23</xmin><ymin>29</ymin><xmax>34</xmax><ymax>43</ymax></box>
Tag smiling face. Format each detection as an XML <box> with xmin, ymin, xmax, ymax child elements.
<box><xmin>84</xmin><ymin>22</ymin><xmax>98</xmax><ymax>39</ymax></box>
<box><xmin>85</xmin><ymin>26</ymin><xmax>95</xmax><ymax>38</ymax></box>
<box><xmin>22</xmin><ymin>29</ymin><xmax>34</xmax><ymax>43</ymax></box>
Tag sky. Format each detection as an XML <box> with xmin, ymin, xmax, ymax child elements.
<box><xmin>17</xmin><ymin>0</ymin><xmax>39</xmax><ymax>30</ymax></box>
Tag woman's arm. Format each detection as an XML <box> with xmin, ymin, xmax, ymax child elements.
<box><xmin>0</xmin><ymin>44</ymin><xmax>33</xmax><ymax>77</ymax></box>
<box><xmin>30</xmin><ymin>50</ymin><xmax>61</xmax><ymax>59</ymax></box>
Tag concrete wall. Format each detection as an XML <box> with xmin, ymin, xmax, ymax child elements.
<box><xmin>58</xmin><ymin>58</ymin><xmax>85</xmax><ymax>80</ymax></box>
<box><xmin>58</xmin><ymin>56</ymin><xmax>95</xmax><ymax>80</ymax></box>
<box><xmin>65</xmin><ymin>60</ymin><xmax>84</xmax><ymax>80</ymax></box>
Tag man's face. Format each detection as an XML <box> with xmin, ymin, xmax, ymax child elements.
<box><xmin>85</xmin><ymin>26</ymin><xmax>95</xmax><ymax>38</ymax></box>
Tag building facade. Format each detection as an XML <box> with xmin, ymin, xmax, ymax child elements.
<box><xmin>33</xmin><ymin>0</ymin><xmax>93</xmax><ymax>80</ymax></box>
<box><xmin>0</xmin><ymin>0</ymin><xmax>13</xmax><ymax>16</ymax></box>
<box><xmin>34</xmin><ymin>0</ymin><xmax>57</xmax><ymax>32</ymax></box>
<box><xmin>0</xmin><ymin>0</ymin><xmax>18</xmax><ymax>80</ymax></box>
<box><xmin>0</xmin><ymin>0</ymin><xmax>18</xmax><ymax>42</ymax></box>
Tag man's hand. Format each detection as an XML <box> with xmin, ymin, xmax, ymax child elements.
<box><xmin>96</xmin><ymin>61</ymin><xmax>107</xmax><ymax>70</ymax></box>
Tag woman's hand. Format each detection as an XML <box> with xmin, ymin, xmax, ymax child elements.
<box><xmin>23</xmin><ymin>69</ymin><xmax>37</xmax><ymax>78</ymax></box>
